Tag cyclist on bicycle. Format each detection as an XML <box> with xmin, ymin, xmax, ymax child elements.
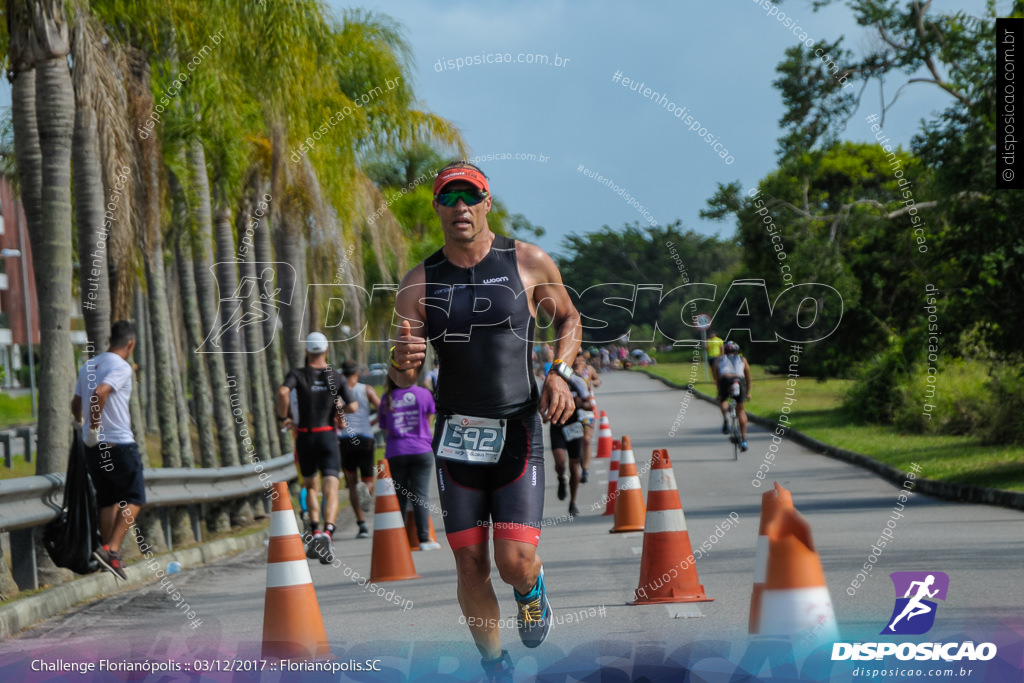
<box><xmin>716</xmin><ymin>341</ymin><xmax>751</xmax><ymax>452</ymax></box>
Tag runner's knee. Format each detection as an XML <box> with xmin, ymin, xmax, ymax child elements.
<box><xmin>493</xmin><ymin>544</ymin><xmax>537</xmax><ymax>586</ymax></box>
<box><xmin>454</xmin><ymin>548</ymin><xmax>491</xmax><ymax>583</ymax></box>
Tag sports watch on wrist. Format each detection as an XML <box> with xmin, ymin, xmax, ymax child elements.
<box><xmin>551</xmin><ymin>359</ymin><xmax>573</xmax><ymax>382</ymax></box>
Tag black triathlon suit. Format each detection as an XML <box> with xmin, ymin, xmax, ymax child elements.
<box><xmin>423</xmin><ymin>234</ymin><xmax>544</xmax><ymax>549</ymax></box>
<box><xmin>284</xmin><ymin>366</ymin><xmax>354</xmax><ymax>479</ymax></box>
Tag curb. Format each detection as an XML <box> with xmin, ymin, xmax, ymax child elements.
<box><xmin>0</xmin><ymin>525</ymin><xmax>272</xmax><ymax>640</ymax></box>
<box><xmin>639</xmin><ymin>370</ymin><xmax>1024</xmax><ymax>512</ymax></box>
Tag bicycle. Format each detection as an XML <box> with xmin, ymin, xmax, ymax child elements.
<box><xmin>727</xmin><ymin>378</ymin><xmax>742</xmax><ymax>460</ymax></box>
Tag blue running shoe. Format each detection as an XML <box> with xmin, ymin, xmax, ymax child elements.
<box><xmin>514</xmin><ymin>567</ymin><xmax>552</xmax><ymax>648</ymax></box>
<box><xmin>480</xmin><ymin>649</ymin><xmax>514</xmax><ymax>683</ymax></box>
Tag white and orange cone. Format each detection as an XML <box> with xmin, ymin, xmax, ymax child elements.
<box><xmin>602</xmin><ymin>439</ymin><xmax>621</xmax><ymax>516</ymax></box>
<box><xmin>749</xmin><ymin>481</ymin><xmax>794</xmax><ymax>633</ymax></box>
<box><xmin>610</xmin><ymin>436</ymin><xmax>645</xmax><ymax>533</ymax></box>
<box><xmin>262</xmin><ymin>482</ymin><xmax>330</xmax><ymax>660</ymax></box>
<box><xmin>758</xmin><ymin>506</ymin><xmax>839</xmax><ymax>644</ymax></box>
<box><xmin>370</xmin><ymin>460</ymin><xmax>420</xmax><ymax>582</ymax></box>
<box><xmin>631</xmin><ymin>449</ymin><xmax>712</xmax><ymax>604</ymax></box>
<box><xmin>596</xmin><ymin>411</ymin><xmax>613</xmax><ymax>459</ymax></box>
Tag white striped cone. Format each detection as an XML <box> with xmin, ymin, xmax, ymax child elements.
<box><xmin>758</xmin><ymin>507</ymin><xmax>838</xmax><ymax>647</ymax></box>
<box><xmin>632</xmin><ymin>450</ymin><xmax>712</xmax><ymax>604</ymax></box>
<box><xmin>262</xmin><ymin>482</ymin><xmax>330</xmax><ymax>659</ymax></box>
<box><xmin>603</xmin><ymin>440</ymin><xmax>621</xmax><ymax>516</ymax></box>
<box><xmin>610</xmin><ymin>436</ymin><xmax>644</xmax><ymax>532</ymax></box>
<box><xmin>597</xmin><ymin>411</ymin><xmax>612</xmax><ymax>458</ymax></box>
<box><xmin>370</xmin><ymin>460</ymin><xmax>420</xmax><ymax>582</ymax></box>
<box><xmin>750</xmin><ymin>482</ymin><xmax>794</xmax><ymax>633</ymax></box>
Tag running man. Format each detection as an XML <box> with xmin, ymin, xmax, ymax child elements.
<box><xmin>716</xmin><ymin>341</ymin><xmax>752</xmax><ymax>452</ymax></box>
<box><xmin>550</xmin><ymin>368</ymin><xmax>593</xmax><ymax>517</ymax></box>
<box><xmin>888</xmin><ymin>575</ymin><xmax>939</xmax><ymax>631</ymax></box>
<box><xmin>572</xmin><ymin>355</ymin><xmax>597</xmax><ymax>483</ymax></box>
<box><xmin>389</xmin><ymin>161</ymin><xmax>581</xmax><ymax>682</ymax></box>
<box><xmin>278</xmin><ymin>332</ymin><xmax>357</xmax><ymax>563</ymax></box>
<box><xmin>71</xmin><ymin>321</ymin><xmax>142</xmax><ymax>580</ymax></box>
<box><xmin>339</xmin><ymin>360</ymin><xmax>381</xmax><ymax>539</ymax></box>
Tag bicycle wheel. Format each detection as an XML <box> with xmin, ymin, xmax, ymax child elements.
<box><xmin>729</xmin><ymin>403</ymin><xmax>739</xmax><ymax>460</ymax></box>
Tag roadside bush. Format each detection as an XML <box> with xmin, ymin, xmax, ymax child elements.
<box><xmin>842</xmin><ymin>345</ymin><xmax>909</xmax><ymax>423</ymax></box>
<box><xmin>894</xmin><ymin>359</ymin><xmax>988</xmax><ymax>435</ymax></box>
<box><xmin>980</xmin><ymin>364</ymin><xmax>1024</xmax><ymax>445</ymax></box>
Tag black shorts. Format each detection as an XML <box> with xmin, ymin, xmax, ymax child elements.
<box><xmin>339</xmin><ymin>436</ymin><xmax>376</xmax><ymax>480</ymax></box>
<box><xmin>433</xmin><ymin>412</ymin><xmax>544</xmax><ymax>550</ymax></box>
<box><xmin>85</xmin><ymin>442</ymin><xmax>146</xmax><ymax>508</ymax></box>
<box><xmin>717</xmin><ymin>376</ymin><xmax>747</xmax><ymax>404</ymax></box>
<box><xmin>549</xmin><ymin>422</ymin><xmax>583</xmax><ymax>460</ymax></box>
<box><xmin>296</xmin><ymin>431</ymin><xmax>340</xmax><ymax>479</ymax></box>
<box><xmin>708</xmin><ymin>355</ymin><xmax>720</xmax><ymax>368</ymax></box>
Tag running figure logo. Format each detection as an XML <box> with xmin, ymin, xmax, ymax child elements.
<box><xmin>197</xmin><ymin>263</ymin><xmax>294</xmax><ymax>353</ymax></box>
<box><xmin>882</xmin><ymin>571</ymin><xmax>949</xmax><ymax>635</ymax></box>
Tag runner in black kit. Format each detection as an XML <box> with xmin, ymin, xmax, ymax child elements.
<box><xmin>389</xmin><ymin>161</ymin><xmax>581</xmax><ymax>683</ymax></box>
<box><xmin>277</xmin><ymin>332</ymin><xmax>357</xmax><ymax>563</ymax></box>
<box><xmin>550</xmin><ymin>371</ymin><xmax>593</xmax><ymax>518</ymax></box>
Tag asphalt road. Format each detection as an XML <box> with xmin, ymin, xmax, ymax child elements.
<box><xmin>3</xmin><ymin>370</ymin><xmax>1023</xmax><ymax>680</ymax></box>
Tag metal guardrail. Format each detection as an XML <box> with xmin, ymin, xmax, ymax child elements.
<box><xmin>0</xmin><ymin>455</ymin><xmax>298</xmax><ymax>590</ymax></box>
<box><xmin>0</xmin><ymin>454</ymin><xmax>297</xmax><ymax>533</ymax></box>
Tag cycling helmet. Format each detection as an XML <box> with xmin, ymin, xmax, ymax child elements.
<box><xmin>724</xmin><ymin>341</ymin><xmax>740</xmax><ymax>355</ymax></box>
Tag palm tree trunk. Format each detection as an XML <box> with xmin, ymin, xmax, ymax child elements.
<box><xmin>137</xmin><ymin>282</ymin><xmax>158</xmax><ymax>432</ymax></box>
<box><xmin>29</xmin><ymin>1</ymin><xmax>76</xmax><ymax>477</ymax></box>
<box><xmin>214</xmin><ymin>206</ymin><xmax>251</xmax><ymax>455</ymax></box>
<box><xmin>237</xmin><ymin>199</ymin><xmax>274</xmax><ymax>463</ymax></box>
<box><xmin>127</xmin><ymin>51</ymin><xmax>179</xmax><ymax>468</ymax></box>
<box><xmin>254</xmin><ymin>193</ymin><xmax>288</xmax><ymax>452</ymax></box>
<box><xmin>142</xmin><ymin>243</ymin><xmax>180</xmax><ymax>467</ymax></box>
<box><xmin>171</xmin><ymin>174</ymin><xmax>217</xmax><ymax>469</ymax></box>
<box><xmin>165</xmin><ymin>258</ymin><xmax>194</xmax><ymax>467</ymax></box>
<box><xmin>70</xmin><ymin>6</ymin><xmax>110</xmax><ymax>352</ymax></box>
<box><xmin>275</xmin><ymin>210</ymin><xmax>306</xmax><ymax>370</ymax></box>
<box><xmin>189</xmin><ymin>142</ymin><xmax>239</xmax><ymax>467</ymax></box>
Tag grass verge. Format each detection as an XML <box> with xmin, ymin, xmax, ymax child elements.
<box><xmin>641</xmin><ymin>363</ymin><xmax>1024</xmax><ymax>492</ymax></box>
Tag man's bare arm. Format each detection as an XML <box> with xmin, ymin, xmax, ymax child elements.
<box><xmin>389</xmin><ymin>264</ymin><xmax>429</xmax><ymax>388</ymax></box>
<box><xmin>519</xmin><ymin>243</ymin><xmax>582</xmax><ymax>423</ymax></box>
<box><xmin>71</xmin><ymin>395</ymin><xmax>83</xmax><ymax>424</ymax></box>
<box><xmin>89</xmin><ymin>384</ymin><xmax>113</xmax><ymax>430</ymax></box>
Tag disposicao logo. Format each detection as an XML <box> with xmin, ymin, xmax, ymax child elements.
<box><xmin>832</xmin><ymin>571</ymin><xmax>997</xmax><ymax>663</ymax></box>
<box><xmin>882</xmin><ymin>571</ymin><xmax>948</xmax><ymax>635</ymax></box>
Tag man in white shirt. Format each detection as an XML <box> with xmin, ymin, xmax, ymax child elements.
<box><xmin>71</xmin><ymin>321</ymin><xmax>142</xmax><ymax>580</ymax></box>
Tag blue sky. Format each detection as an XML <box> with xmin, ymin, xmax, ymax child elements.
<box><xmin>0</xmin><ymin>1</ymin><xmax>995</xmax><ymax>257</ymax></box>
<box><xmin>347</xmin><ymin>0</ymin><xmax>994</xmax><ymax>256</ymax></box>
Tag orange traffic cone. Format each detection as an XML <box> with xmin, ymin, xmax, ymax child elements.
<box><xmin>610</xmin><ymin>436</ymin><xmax>645</xmax><ymax>533</ymax></box>
<box><xmin>602</xmin><ymin>439</ymin><xmax>621</xmax><ymax>516</ymax></box>
<box><xmin>631</xmin><ymin>449</ymin><xmax>713</xmax><ymax>604</ymax></box>
<box><xmin>596</xmin><ymin>411</ymin><xmax>613</xmax><ymax>458</ymax></box>
<box><xmin>370</xmin><ymin>460</ymin><xmax>420</xmax><ymax>582</ymax></box>
<box><xmin>262</xmin><ymin>482</ymin><xmax>330</xmax><ymax>660</ymax></box>
<box><xmin>405</xmin><ymin>510</ymin><xmax>439</xmax><ymax>551</ymax></box>
<box><xmin>749</xmin><ymin>481</ymin><xmax>794</xmax><ymax>633</ymax></box>
<box><xmin>758</xmin><ymin>506</ymin><xmax>839</xmax><ymax>643</ymax></box>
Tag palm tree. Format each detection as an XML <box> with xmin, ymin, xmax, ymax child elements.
<box><xmin>70</xmin><ymin>7</ymin><xmax>111</xmax><ymax>352</ymax></box>
<box><xmin>16</xmin><ymin>0</ymin><xmax>76</xmax><ymax>477</ymax></box>
<box><xmin>170</xmin><ymin>169</ymin><xmax>217</xmax><ymax>469</ymax></box>
<box><xmin>127</xmin><ymin>49</ymin><xmax>181</xmax><ymax>468</ymax></box>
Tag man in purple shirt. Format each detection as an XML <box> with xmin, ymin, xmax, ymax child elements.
<box><xmin>378</xmin><ymin>379</ymin><xmax>440</xmax><ymax>550</ymax></box>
